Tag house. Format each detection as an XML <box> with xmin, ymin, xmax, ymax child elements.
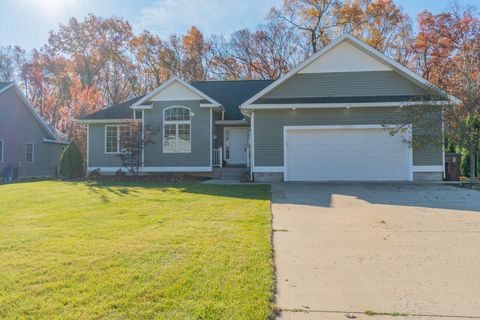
<box><xmin>78</xmin><ymin>34</ymin><xmax>458</xmax><ymax>182</ymax></box>
<box><xmin>0</xmin><ymin>82</ymin><xmax>68</xmax><ymax>179</ymax></box>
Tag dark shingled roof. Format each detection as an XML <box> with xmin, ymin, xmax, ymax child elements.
<box><xmin>83</xmin><ymin>80</ymin><xmax>275</xmax><ymax>121</ymax></box>
<box><xmin>83</xmin><ymin>95</ymin><xmax>145</xmax><ymax>120</ymax></box>
<box><xmin>0</xmin><ymin>82</ymin><xmax>13</xmax><ymax>92</ymax></box>
<box><xmin>191</xmin><ymin>80</ymin><xmax>274</xmax><ymax>120</ymax></box>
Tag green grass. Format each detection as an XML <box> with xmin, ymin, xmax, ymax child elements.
<box><xmin>0</xmin><ymin>181</ymin><xmax>273</xmax><ymax>319</ymax></box>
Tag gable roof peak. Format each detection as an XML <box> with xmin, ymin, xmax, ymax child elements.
<box><xmin>240</xmin><ymin>33</ymin><xmax>460</xmax><ymax>107</ymax></box>
<box><xmin>131</xmin><ymin>76</ymin><xmax>223</xmax><ymax>109</ymax></box>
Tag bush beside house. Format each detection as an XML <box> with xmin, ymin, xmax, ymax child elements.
<box><xmin>59</xmin><ymin>142</ymin><xmax>84</xmax><ymax>178</ymax></box>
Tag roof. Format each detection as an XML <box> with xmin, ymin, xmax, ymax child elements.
<box><xmin>83</xmin><ymin>95</ymin><xmax>145</xmax><ymax>120</ymax></box>
<box><xmin>241</xmin><ymin>33</ymin><xmax>460</xmax><ymax>108</ymax></box>
<box><xmin>191</xmin><ymin>80</ymin><xmax>274</xmax><ymax>119</ymax></box>
<box><xmin>82</xmin><ymin>80</ymin><xmax>274</xmax><ymax>121</ymax></box>
<box><xmin>131</xmin><ymin>77</ymin><xmax>222</xmax><ymax>109</ymax></box>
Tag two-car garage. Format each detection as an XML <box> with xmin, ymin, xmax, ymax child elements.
<box><xmin>284</xmin><ymin>125</ymin><xmax>413</xmax><ymax>182</ymax></box>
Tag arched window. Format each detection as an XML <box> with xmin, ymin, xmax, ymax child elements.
<box><xmin>163</xmin><ymin>106</ymin><xmax>191</xmax><ymax>153</ymax></box>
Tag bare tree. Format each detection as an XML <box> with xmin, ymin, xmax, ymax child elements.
<box><xmin>269</xmin><ymin>0</ymin><xmax>341</xmax><ymax>54</ymax></box>
<box><xmin>115</xmin><ymin>121</ymin><xmax>160</xmax><ymax>177</ymax></box>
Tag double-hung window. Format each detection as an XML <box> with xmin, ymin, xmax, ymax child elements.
<box><xmin>163</xmin><ymin>106</ymin><xmax>191</xmax><ymax>153</ymax></box>
<box><xmin>25</xmin><ymin>142</ymin><xmax>34</xmax><ymax>163</ymax></box>
<box><xmin>105</xmin><ymin>125</ymin><xmax>130</xmax><ymax>154</ymax></box>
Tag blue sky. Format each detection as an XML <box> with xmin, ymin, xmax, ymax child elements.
<box><xmin>0</xmin><ymin>0</ymin><xmax>475</xmax><ymax>50</ymax></box>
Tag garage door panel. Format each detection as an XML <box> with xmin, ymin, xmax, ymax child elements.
<box><xmin>286</xmin><ymin>128</ymin><xmax>410</xmax><ymax>181</ymax></box>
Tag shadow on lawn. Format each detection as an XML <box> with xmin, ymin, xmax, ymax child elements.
<box><xmin>81</xmin><ymin>180</ymin><xmax>270</xmax><ymax>203</ymax></box>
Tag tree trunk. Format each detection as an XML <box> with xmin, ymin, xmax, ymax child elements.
<box><xmin>469</xmin><ymin>152</ymin><xmax>476</xmax><ymax>183</ymax></box>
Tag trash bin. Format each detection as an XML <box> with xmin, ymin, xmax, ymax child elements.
<box><xmin>445</xmin><ymin>153</ymin><xmax>461</xmax><ymax>181</ymax></box>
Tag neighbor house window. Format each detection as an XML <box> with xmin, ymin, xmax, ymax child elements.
<box><xmin>0</xmin><ymin>139</ymin><xmax>3</xmax><ymax>162</ymax></box>
<box><xmin>25</xmin><ymin>142</ymin><xmax>34</xmax><ymax>163</ymax></box>
<box><xmin>163</xmin><ymin>106</ymin><xmax>191</xmax><ymax>153</ymax></box>
<box><xmin>105</xmin><ymin>125</ymin><xmax>130</xmax><ymax>154</ymax></box>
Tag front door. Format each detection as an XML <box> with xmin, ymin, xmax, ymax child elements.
<box><xmin>224</xmin><ymin>127</ymin><xmax>248</xmax><ymax>164</ymax></box>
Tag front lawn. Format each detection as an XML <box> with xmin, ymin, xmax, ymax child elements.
<box><xmin>0</xmin><ymin>181</ymin><xmax>273</xmax><ymax>319</ymax></box>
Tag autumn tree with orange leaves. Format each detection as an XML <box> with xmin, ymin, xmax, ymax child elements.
<box><xmin>412</xmin><ymin>4</ymin><xmax>480</xmax><ymax>181</ymax></box>
<box><xmin>0</xmin><ymin>2</ymin><xmax>478</xmax><ymax>179</ymax></box>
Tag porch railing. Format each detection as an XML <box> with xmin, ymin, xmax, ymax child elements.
<box><xmin>212</xmin><ymin>148</ymin><xmax>223</xmax><ymax>167</ymax></box>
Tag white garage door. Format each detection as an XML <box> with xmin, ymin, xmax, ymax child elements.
<box><xmin>285</xmin><ymin>127</ymin><xmax>411</xmax><ymax>181</ymax></box>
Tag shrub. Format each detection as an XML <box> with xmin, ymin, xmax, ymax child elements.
<box><xmin>59</xmin><ymin>142</ymin><xmax>84</xmax><ymax>178</ymax></box>
<box><xmin>88</xmin><ymin>168</ymin><xmax>101</xmax><ymax>178</ymax></box>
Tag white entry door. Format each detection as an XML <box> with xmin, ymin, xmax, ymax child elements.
<box><xmin>285</xmin><ymin>126</ymin><xmax>412</xmax><ymax>181</ymax></box>
<box><xmin>225</xmin><ymin>127</ymin><xmax>248</xmax><ymax>164</ymax></box>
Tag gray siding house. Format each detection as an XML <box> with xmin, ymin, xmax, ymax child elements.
<box><xmin>0</xmin><ymin>82</ymin><xmax>67</xmax><ymax>179</ymax></box>
<box><xmin>79</xmin><ymin>34</ymin><xmax>458</xmax><ymax>182</ymax></box>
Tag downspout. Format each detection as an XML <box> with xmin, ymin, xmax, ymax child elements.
<box><xmin>250</xmin><ymin>110</ymin><xmax>255</xmax><ymax>182</ymax></box>
<box><xmin>441</xmin><ymin>107</ymin><xmax>446</xmax><ymax>180</ymax></box>
<box><xmin>210</xmin><ymin>108</ymin><xmax>213</xmax><ymax>168</ymax></box>
<box><xmin>142</xmin><ymin>109</ymin><xmax>145</xmax><ymax>171</ymax></box>
<box><xmin>86</xmin><ymin>124</ymin><xmax>90</xmax><ymax>172</ymax></box>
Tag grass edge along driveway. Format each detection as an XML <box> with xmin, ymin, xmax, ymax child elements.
<box><xmin>0</xmin><ymin>181</ymin><xmax>273</xmax><ymax>320</ymax></box>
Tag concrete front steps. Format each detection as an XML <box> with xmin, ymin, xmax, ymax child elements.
<box><xmin>212</xmin><ymin>167</ymin><xmax>249</xmax><ymax>180</ymax></box>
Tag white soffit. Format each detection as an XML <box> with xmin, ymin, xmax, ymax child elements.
<box><xmin>299</xmin><ymin>41</ymin><xmax>392</xmax><ymax>74</ymax></box>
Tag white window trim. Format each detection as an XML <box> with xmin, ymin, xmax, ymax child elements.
<box><xmin>0</xmin><ymin>139</ymin><xmax>4</xmax><ymax>162</ymax></box>
<box><xmin>282</xmin><ymin>124</ymin><xmax>414</xmax><ymax>182</ymax></box>
<box><xmin>25</xmin><ymin>142</ymin><xmax>34</xmax><ymax>164</ymax></box>
<box><xmin>162</xmin><ymin>106</ymin><xmax>192</xmax><ymax>154</ymax></box>
<box><xmin>105</xmin><ymin>125</ymin><xmax>130</xmax><ymax>154</ymax></box>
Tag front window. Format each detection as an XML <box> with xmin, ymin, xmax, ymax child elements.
<box><xmin>105</xmin><ymin>125</ymin><xmax>130</xmax><ymax>154</ymax></box>
<box><xmin>163</xmin><ymin>106</ymin><xmax>191</xmax><ymax>153</ymax></box>
<box><xmin>25</xmin><ymin>142</ymin><xmax>34</xmax><ymax>163</ymax></box>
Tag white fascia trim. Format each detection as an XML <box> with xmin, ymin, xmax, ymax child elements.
<box><xmin>76</xmin><ymin>119</ymin><xmax>137</xmax><ymax>124</ymax></box>
<box><xmin>283</xmin><ymin>124</ymin><xmax>414</xmax><ymax>182</ymax></box>
<box><xmin>43</xmin><ymin>138</ymin><xmax>70</xmax><ymax>145</ymax></box>
<box><xmin>0</xmin><ymin>82</ymin><xmax>15</xmax><ymax>94</ymax></box>
<box><xmin>131</xmin><ymin>104</ymin><xmax>152</xmax><ymax>110</ymax></box>
<box><xmin>131</xmin><ymin>76</ymin><xmax>223</xmax><ymax>109</ymax></box>
<box><xmin>88</xmin><ymin>166</ymin><xmax>212</xmax><ymax>173</ymax></box>
<box><xmin>200</xmin><ymin>103</ymin><xmax>222</xmax><ymax>109</ymax></box>
<box><xmin>412</xmin><ymin>166</ymin><xmax>444</xmax><ymax>172</ymax></box>
<box><xmin>240</xmin><ymin>33</ymin><xmax>460</xmax><ymax>108</ymax></box>
<box><xmin>215</xmin><ymin>119</ymin><xmax>249</xmax><ymax>125</ymax></box>
<box><xmin>253</xmin><ymin>166</ymin><xmax>284</xmax><ymax>173</ymax></box>
<box><xmin>245</xmin><ymin>101</ymin><xmax>451</xmax><ymax>110</ymax></box>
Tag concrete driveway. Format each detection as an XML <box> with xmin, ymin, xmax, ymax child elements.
<box><xmin>272</xmin><ymin>183</ymin><xmax>480</xmax><ymax>320</ymax></box>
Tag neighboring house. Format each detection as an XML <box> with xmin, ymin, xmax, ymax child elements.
<box><xmin>0</xmin><ymin>82</ymin><xmax>68</xmax><ymax>179</ymax></box>
<box><xmin>79</xmin><ymin>34</ymin><xmax>458</xmax><ymax>182</ymax></box>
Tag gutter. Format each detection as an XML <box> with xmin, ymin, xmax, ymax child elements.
<box><xmin>43</xmin><ymin>138</ymin><xmax>70</xmax><ymax>145</ymax></box>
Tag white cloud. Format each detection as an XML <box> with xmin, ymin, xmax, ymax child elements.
<box><xmin>135</xmin><ymin>0</ymin><xmax>279</xmax><ymax>37</ymax></box>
